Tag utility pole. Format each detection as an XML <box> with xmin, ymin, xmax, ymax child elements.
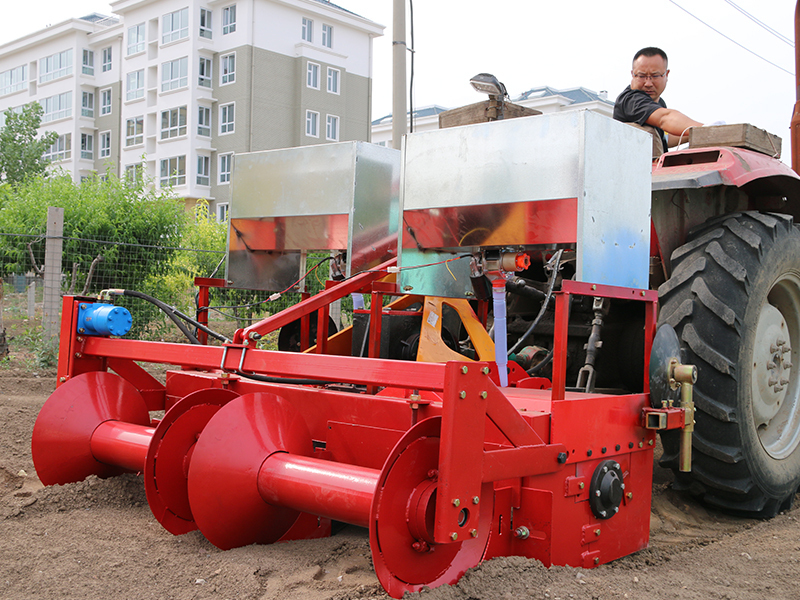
<box><xmin>392</xmin><ymin>0</ymin><xmax>407</xmax><ymax>150</ymax></box>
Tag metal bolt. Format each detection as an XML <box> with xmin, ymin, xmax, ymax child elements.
<box><xmin>579</xmin><ymin>482</ymin><xmax>585</xmax><ymax>490</ymax></box>
<box><xmin>452</xmin><ymin>498</ymin><xmax>461</xmax><ymax>507</ymax></box>
<box><xmin>784</xmin><ymin>361</ymin><xmax>793</xmax><ymax>369</ymax></box>
<box><xmin>403</xmin><ymin>285</ymin><xmax>414</xmax><ymax>292</ymax></box>
<box><xmin>640</xmin><ymin>290</ymin><xmax>646</xmax><ymax>297</ymax></box>
<box><xmin>602</xmin><ymin>466</ymin><xmax>608</xmax><ymax>473</ymax></box>
<box><xmin>78</xmin><ymin>328</ymin><xmax>85</xmax><ymax>333</ymax></box>
<box><xmin>638</xmin><ymin>442</ymin><xmax>643</xmax><ymax>448</ymax></box>
<box><xmin>781</xmin><ymin>378</ymin><xmax>790</xmax><ymax>386</ymax></box>
<box><xmin>783</xmin><ymin>346</ymin><xmax>792</xmax><ymax>354</ymax></box>
<box><xmin>482</xmin><ymin>367</ymin><xmax>490</xmax><ymax>375</ymax></box>
<box><xmin>778</xmin><ymin>337</ymin><xmax>787</xmax><ymax>346</ymax></box>
<box><xmin>427</xmin><ymin>469</ymin><xmax>438</xmax><ymax>480</ymax></box>
<box><xmin>775</xmin><ymin>385</ymin><xmax>785</xmax><ymax>393</ymax></box>
<box><xmin>614</xmin><ymin>507</ymin><xmax>619</xmax><ymax>514</ymax></box>
<box><xmin>594</xmin><ymin>529</ymin><xmax>601</xmax><ymax>536</ymax></box>
<box><xmin>621</xmin><ymin>483</ymin><xmax>626</xmax><ymax>490</ymax></box>
<box><xmin>450</xmin><ymin>532</ymin><xmax>458</xmax><ymax>541</ymax></box>
<box><xmin>769</xmin><ymin>375</ymin><xmax>780</xmax><ymax>386</ymax></box>
<box><xmin>587</xmin><ymin>450</ymin><xmax>593</xmax><ymax>457</ymax></box>
<box><xmin>461</xmin><ymin>366</ymin><xmax>469</xmax><ymax>374</ymax></box>
<box><xmin>599</xmin><ymin>510</ymin><xmax>607</xmax><ymax>518</ymax></box>
<box><xmin>59</xmin><ymin>376</ymin><xmax>66</xmax><ymax>383</ymax></box>
<box><xmin>514</xmin><ymin>526</ymin><xmax>530</xmax><ymax>539</ymax></box>
<box><xmin>594</xmin><ymin>557</ymin><xmax>600</xmax><ymax>565</ymax></box>
<box><xmin>595</xmin><ymin>490</ymin><xmax>601</xmax><ymax>497</ymax></box>
<box><xmin>74</xmin><ymin>353</ymin><xmax>82</xmax><ymax>358</ymax></box>
<box><xmin>480</xmin><ymin>391</ymin><xmax>488</xmax><ymax>399</ymax></box>
<box><xmin>470</xmin><ymin>529</ymin><xmax>478</xmax><ymax>538</ymax></box>
<box><xmin>648</xmin><ymin>439</ymin><xmax>654</xmax><ymax>446</ymax></box>
<box><xmin>472</xmin><ymin>496</ymin><xmax>480</xmax><ymax>505</ymax></box>
<box><xmin>591</xmin><ymin>285</ymin><xmax>597</xmax><ymax>290</ymax></box>
<box><xmin>771</xmin><ymin>344</ymin><xmax>780</xmax><ymax>353</ymax></box>
<box><xmin>80</xmin><ymin>304</ymin><xmax>87</xmax><ymax>309</ymax></box>
<box><xmin>627</xmin><ymin>492</ymin><xmax>633</xmax><ymax>500</ymax></box>
<box><xmin>459</xmin><ymin>391</ymin><xmax>466</xmax><ymax>399</ymax></box>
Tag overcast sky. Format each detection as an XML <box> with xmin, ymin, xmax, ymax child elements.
<box><xmin>2</xmin><ymin>0</ymin><xmax>796</xmax><ymax>159</ymax></box>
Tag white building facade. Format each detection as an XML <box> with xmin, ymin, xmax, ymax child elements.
<box><xmin>0</xmin><ymin>0</ymin><xmax>383</xmax><ymax>218</ymax></box>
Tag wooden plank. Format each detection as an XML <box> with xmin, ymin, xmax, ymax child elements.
<box><xmin>438</xmin><ymin>100</ymin><xmax>540</xmax><ymax>129</ymax></box>
<box><xmin>688</xmin><ymin>123</ymin><xmax>782</xmax><ymax>158</ymax></box>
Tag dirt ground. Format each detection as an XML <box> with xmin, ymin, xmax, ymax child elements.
<box><xmin>2</xmin><ymin>364</ymin><xmax>800</xmax><ymax>600</ymax></box>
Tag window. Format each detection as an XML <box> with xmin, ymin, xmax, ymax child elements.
<box><xmin>198</xmin><ymin>105</ymin><xmax>211</xmax><ymax>136</ymax></box>
<box><xmin>162</xmin><ymin>8</ymin><xmax>189</xmax><ymax>44</ymax></box>
<box><xmin>125</xmin><ymin>116</ymin><xmax>144</xmax><ymax>146</ymax></box>
<box><xmin>43</xmin><ymin>133</ymin><xmax>71</xmax><ymax>162</ymax></box>
<box><xmin>102</xmin><ymin>47</ymin><xmax>112</xmax><ymax>72</ymax></box>
<box><xmin>0</xmin><ymin>105</ymin><xmax>23</xmax><ymax>129</ymax></box>
<box><xmin>160</xmin><ymin>155</ymin><xmax>186</xmax><ymax>187</ymax></box>
<box><xmin>81</xmin><ymin>133</ymin><xmax>94</xmax><ymax>160</ymax></box>
<box><xmin>220</xmin><ymin>103</ymin><xmax>234</xmax><ymax>134</ymax></box>
<box><xmin>302</xmin><ymin>17</ymin><xmax>313</xmax><ymax>42</ymax></box>
<box><xmin>162</xmin><ymin>57</ymin><xmax>188</xmax><ymax>91</ymax></box>
<box><xmin>322</xmin><ymin>24</ymin><xmax>332</xmax><ymax>48</ymax></box>
<box><xmin>198</xmin><ymin>56</ymin><xmax>212</xmax><ymax>87</ymax></box>
<box><xmin>39</xmin><ymin>49</ymin><xmax>73</xmax><ymax>83</ymax></box>
<box><xmin>219</xmin><ymin>153</ymin><xmax>232</xmax><ymax>183</ymax></box>
<box><xmin>216</xmin><ymin>202</ymin><xmax>229</xmax><ymax>222</ymax></box>
<box><xmin>161</xmin><ymin>106</ymin><xmax>187</xmax><ymax>139</ymax></box>
<box><xmin>126</xmin><ymin>70</ymin><xmax>144</xmax><ymax>100</ymax></box>
<box><xmin>125</xmin><ymin>163</ymin><xmax>142</xmax><ymax>183</ymax></box>
<box><xmin>81</xmin><ymin>91</ymin><xmax>94</xmax><ymax>117</ymax></box>
<box><xmin>326</xmin><ymin>114</ymin><xmax>339</xmax><ymax>141</ymax></box>
<box><xmin>128</xmin><ymin>23</ymin><xmax>145</xmax><ymax>55</ymax></box>
<box><xmin>220</xmin><ymin>53</ymin><xmax>235</xmax><ymax>84</ymax></box>
<box><xmin>82</xmin><ymin>50</ymin><xmax>94</xmax><ymax>75</ymax></box>
<box><xmin>1</xmin><ymin>65</ymin><xmax>27</xmax><ymax>96</ymax></box>
<box><xmin>197</xmin><ymin>155</ymin><xmax>210</xmax><ymax>185</ymax></box>
<box><xmin>99</xmin><ymin>131</ymin><xmax>111</xmax><ymax>158</ymax></box>
<box><xmin>305</xmin><ymin>110</ymin><xmax>318</xmax><ymax>137</ymax></box>
<box><xmin>306</xmin><ymin>62</ymin><xmax>319</xmax><ymax>89</ymax></box>
<box><xmin>222</xmin><ymin>5</ymin><xmax>236</xmax><ymax>34</ymax></box>
<box><xmin>100</xmin><ymin>88</ymin><xmax>112</xmax><ymax>115</ymax></box>
<box><xmin>327</xmin><ymin>67</ymin><xmax>339</xmax><ymax>94</ymax></box>
<box><xmin>200</xmin><ymin>8</ymin><xmax>212</xmax><ymax>38</ymax></box>
<box><xmin>41</xmin><ymin>91</ymin><xmax>72</xmax><ymax>122</ymax></box>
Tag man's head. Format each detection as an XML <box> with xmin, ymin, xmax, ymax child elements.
<box><xmin>631</xmin><ymin>47</ymin><xmax>669</xmax><ymax>102</ymax></box>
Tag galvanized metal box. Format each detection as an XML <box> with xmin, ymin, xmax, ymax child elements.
<box><xmin>398</xmin><ymin>110</ymin><xmax>653</xmax><ymax>297</ymax></box>
<box><xmin>227</xmin><ymin>142</ymin><xmax>400</xmax><ymax>291</ymax></box>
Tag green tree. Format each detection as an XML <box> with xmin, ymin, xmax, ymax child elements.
<box><xmin>0</xmin><ymin>103</ymin><xmax>58</xmax><ymax>185</ymax></box>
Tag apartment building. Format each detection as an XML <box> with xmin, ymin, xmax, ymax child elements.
<box><xmin>0</xmin><ymin>0</ymin><xmax>383</xmax><ymax>218</ymax></box>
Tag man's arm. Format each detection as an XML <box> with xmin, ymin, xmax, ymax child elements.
<box><xmin>646</xmin><ymin>107</ymin><xmax>703</xmax><ymax>147</ymax></box>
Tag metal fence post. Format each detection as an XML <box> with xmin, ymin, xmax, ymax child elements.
<box><xmin>43</xmin><ymin>207</ymin><xmax>64</xmax><ymax>341</ymax></box>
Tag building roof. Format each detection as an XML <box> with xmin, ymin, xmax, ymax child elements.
<box><xmin>372</xmin><ymin>105</ymin><xmax>449</xmax><ymax>126</ymax></box>
<box><xmin>311</xmin><ymin>0</ymin><xmax>359</xmax><ymax>17</ymax></box>
<box><xmin>513</xmin><ymin>86</ymin><xmax>613</xmax><ymax>106</ymax></box>
<box><xmin>511</xmin><ymin>85</ymin><xmax>614</xmax><ymax>106</ymax></box>
<box><xmin>78</xmin><ymin>13</ymin><xmax>119</xmax><ymax>25</ymax></box>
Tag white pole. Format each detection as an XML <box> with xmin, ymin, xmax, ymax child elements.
<box><xmin>392</xmin><ymin>0</ymin><xmax>407</xmax><ymax>150</ymax></box>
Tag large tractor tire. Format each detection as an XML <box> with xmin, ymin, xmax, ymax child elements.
<box><xmin>658</xmin><ymin>211</ymin><xmax>800</xmax><ymax>517</ymax></box>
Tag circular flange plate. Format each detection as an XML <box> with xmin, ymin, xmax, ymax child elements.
<box><xmin>186</xmin><ymin>392</ymin><xmax>313</xmax><ymax>550</ymax></box>
<box><xmin>649</xmin><ymin>324</ymin><xmax>682</xmax><ymax>408</ymax></box>
<box><xmin>369</xmin><ymin>417</ymin><xmax>493</xmax><ymax>598</ymax></box>
<box><xmin>31</xmin><ymin>371</ymin><xmax>151</xmax><ymax>486</ymax></box>
<box><xmin>144</xmin><ymin>387</ymin><xmax>239</xmax><ymax>535</ymax></box>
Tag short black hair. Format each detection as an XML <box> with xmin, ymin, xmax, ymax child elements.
<box><xmin>633</xmin><ymin>47</ymin><xmax>668</xmax><ymax>67</ymax></box>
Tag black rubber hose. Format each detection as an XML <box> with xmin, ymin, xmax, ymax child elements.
<box><xmin>234</xmin><ymin>370</ymin><xmax>336</xmax><ymax>386</ymax></box>
<box><xmin>122</xmin><ymin>290</ymin><xmax>201</xmax><ymax>345</ymax></box>
<box><xmin>527</xmin><ymin>349</ymin><xmax>553</xmax><ymax>375</ymax></box>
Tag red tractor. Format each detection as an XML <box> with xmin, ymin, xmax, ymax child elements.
<box><xmin>29</xmin><ymin>16</ymin><xmax>800</xmax><ymax>595</ymax></box>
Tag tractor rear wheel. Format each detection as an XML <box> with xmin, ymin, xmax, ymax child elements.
<box><xmin>658</xmin><ymin>211</ymin><xmax>800</xmax><ymax>516</ymax></box>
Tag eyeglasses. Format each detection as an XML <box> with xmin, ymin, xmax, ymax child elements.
<box><xmin>633</xmin><ymin>73</ymin><xmax>665</xmax><ymax>81</ymax></box>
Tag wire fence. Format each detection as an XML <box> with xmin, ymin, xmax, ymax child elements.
<box><xmin>0</xmin><ymin>231</ymin><xmax>351</xmax><ymax>347</ymax></box>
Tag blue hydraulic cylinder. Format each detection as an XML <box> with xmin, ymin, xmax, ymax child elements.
<box><xmin>77</xmin><ymin>303</ymin><xmax>133</xmax><ymax>337</ymax></box>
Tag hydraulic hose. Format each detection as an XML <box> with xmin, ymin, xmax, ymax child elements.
<box><xmin>120</xmin><ymin>290</ymin><xmax>201</xmax><ymax>345</ymax></box>
<box><xmin>507</xmin><ymin>250</ymin><xmax>563</xmax><ymax>357</ymax></box>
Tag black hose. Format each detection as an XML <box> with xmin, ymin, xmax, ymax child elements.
<box><xmin>507</xmin><ymin>250</ymin><xmax>563</xmax><ymax>356</ymax></box>
<box><xmin>122</xmin><ymin>290</ymin><xmax>201</xmax><ymax>344</ymax></box>
<box><xmin>234</xmin><ymin>370</ymin><xmax>336</xmax><ymax>386</ymax></box>
<box><xmin>527</xmin><ymin>349</ymin><xmax>553</xmax><ymax>375</ymax></box>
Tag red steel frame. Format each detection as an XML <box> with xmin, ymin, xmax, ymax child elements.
<box><xmin>46</xmin><ymin>273</ymin><xmax>678</xmax><ymax>596</ymax></box>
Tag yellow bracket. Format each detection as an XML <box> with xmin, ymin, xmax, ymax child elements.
<box><xmin>417</xmin><ymin>297</ymin><xmax>495</xmax><ymax>363</ymax></box>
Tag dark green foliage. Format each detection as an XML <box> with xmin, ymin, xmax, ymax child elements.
<box><xmin>0</xmin><ymin>103</ymin><xmax>58</xmax><ymax>184</ymax></box>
